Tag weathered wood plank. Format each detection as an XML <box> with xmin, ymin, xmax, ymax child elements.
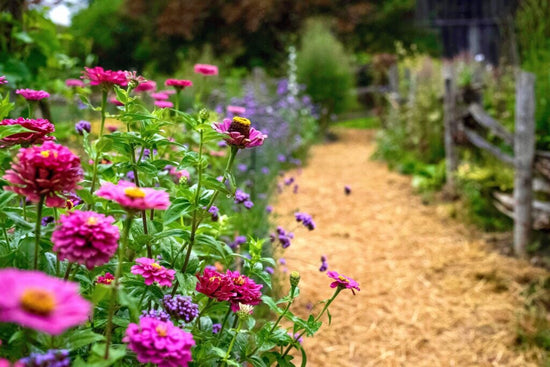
<box><xmin>468</xmin><ymin>103</ymin><xmax>514</xmax><ymax>146</ymax></box>
<box><xmin>513</xmin><ymin>71</ymin><xmax>536</xmax><ymax>256</ymax></box>
<box><xmin>462</xmin><ymin>127</ymin><xmax>514</xmax><ymax>165</ymax></box>
<box><xmin>443</xmin><ymin>62</ymin><xmax>458</xmax><ymax>191</ymax></box>
<box><xmin>494</xmin><ymin>192</ymin><xmax>550</xmax><ymax>230</ymax></box>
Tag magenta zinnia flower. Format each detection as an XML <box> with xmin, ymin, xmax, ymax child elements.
<box><xmin>52</xmin><ymin>210</ymin><xmax>120</xmax><ymax>269</ymax></box>
<box><xmin>193</xmin><ymin>64</ymin><xmax>218</xmax><ymax>76</ymax></box>
<box><xmin>131</xmin><ymin>258</ymin><xmax>176</xmax><ymax>287</ymax></box>
<box><xmin>212</xmin><ymin>117</ymin><xmax>267</xmax><ymax>149</ymax></box>
<box><xmin>154</xmin><ymin>100</ymin><xmax>174</xmax><ymax>109</ymax></box>
<box><xmin>65</xmin><ymin>79</ymin><xmax>85</xmax><ymax>88</ymax></box>
<box><xmin>227</xmin><ymin>105</ymin><xmax>246</xmax><ymax>115</ymax></box>
<box><xmin>165</xmin><ymin>79</ymin><xmax>192</xmax><ymax>89</ymax></box>
<box><xmin>95</xmin><ymin>181</ymin><xmax>170</xmax><ymax>211</ymax></box>
<box><xmin>151</xmin><ymin>92</ymin><xmax>169</xmax><ymax>100</ymax></box>
<box><xmin>123</xmin><ymin>317</ymin><xmax>195</xmax><ymax>367</ymax></box>
<box><xmin>327</xmin><ymin>271</ymin><xmax>360</xmax><ymax>295</ymax></box>
<box><xmin>0</xmin><ymin>268</ymin><xmax>91</xmax><ymax>335</ymax></box>
<box><xmin>4</xmin><ymin>142</ymin><xmax>83</xmax><ymax>208</ymax></box>
<box><xmin>0</xmin><ymin>117</ymin><xmax>55</xmax><ymax>148</ymax></box>
<box><xmin>97</xmin><ymin>272</ymin><xmax>115</xmax><ymax>285</ymax></box>
<box><xmin>226</xmin><ymin>270</ymin><xmax>263</xmax><ymax>312</ymax></box>
<box><xmin>15</xmin><ymin>89</ymin><xmax>50</xmax><ymax>101</ymax></box>
<box><xmin>134</xmin><ymin>80</ymin><xmax>156</xmax><ymax>93</ymax></box>
<box><xmin>82</xmin><ymin>66</ymin><xmax>128</xmax><ymax>87</ymax></box>
<box><xmin>195</xmin><ymin>268</ymin><xmax>235</xmax><ymax>302</ymax></box>
<box><xmin>0</xmin><ymin>76</ymin><xmax>8</xmax><ymax>85</ymax></box>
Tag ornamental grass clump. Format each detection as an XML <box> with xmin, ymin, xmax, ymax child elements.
<box><xmin>0</xmin><ymin>64</ymin><xmax>358</xmax><ymax>366</ymax></box>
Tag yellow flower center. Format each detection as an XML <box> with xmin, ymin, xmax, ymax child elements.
<box><xmin>233</xmin><ymin>276</ymin><xmax>245</xmax><ymax>286</ymax></box>
<box><xmin>338</xmin><ymin>275</ymin><xmax>349</xmax><ymax>283</ymax></box>
<box><xmin>86</xmin><ymin>216</ymin><xmax>98</xmax><ymax>226</ymax></box>
<box><xmin>209</xmin><ymin>276</ymin><xmax>221</xmax><ymax>282</ymax></box>
<box><xmin>124</xmin><ymin>187</ymin><xmax>146</xmax><ymax>198</ymax></box>
<box><xmin>20</xmin><ymin>288</ymin><xmax>56</xmax><ymax>316</ymax></box>
<box><xmin>229</xmin><ymin>117</ymin><xmax>251</xmax><ymax>138</ymax></box>
<box><xmin>151</xmin><ymin>263</ymin><xmax>162</xmax><ymax>269</ymax></box>
<box><xmin>40</xmin><ymin>150</ymin><xmax>50</xmax><ymax>158</ymax></box>
<box><xmin>156</xmin><ymin>325</ymin><xmax>168</xmax><ymax>337</ymax></box>
<box><xmin>232</xmin><ymin>116</ymin><xmax>251</xmax><ymax>127</ymax></box>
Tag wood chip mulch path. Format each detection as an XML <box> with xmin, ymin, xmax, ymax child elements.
<box><xmin>271</xmin><ymin>128</ymin><xmax>548</xmax><ymax>366</ymax></box>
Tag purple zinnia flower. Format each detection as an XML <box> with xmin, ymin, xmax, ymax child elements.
<box><xmin>162</xmin><ymin>295</ymin><xmax>199</xmax><ymax>323</ymax></box>
<box><xmin>295</xmin><ymin>212</ymin><xmax>316</xmax><ymax>230</ymax></box>
<box><xmin>75</xmin><ymin>120</ymin><xmax>91</xmax><ymax>135</ymax></box>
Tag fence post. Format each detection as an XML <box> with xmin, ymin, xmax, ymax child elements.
<box><xmin>513</xmin><ymin>71</ymin><xmax>536</xmax><ymax>257</ymax></box>
<box><xmin>443</xmin><ymin>62</ymin><xmax>458</xmax><ymax>192</ymax></box>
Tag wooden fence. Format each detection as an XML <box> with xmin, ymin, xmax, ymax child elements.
<box><xmin>442</xmin><ymin>66</ymin><xmax>550</xmax><ymax>257</ymax></box>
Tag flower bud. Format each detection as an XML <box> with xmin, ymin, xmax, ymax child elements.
<box><xmin>199</xmin><ymin>108</ymin><xmax>209</xmax><ymax>121</ymax></box>
<box><xmin>237</xmin><ymin>303</ymin><xmax>254</xmax><ymax>319</ymax></box>
<box><xmin>289</xmin><ymin>271</ymin><xmax>300</xmax><ymax>288</ymax></box>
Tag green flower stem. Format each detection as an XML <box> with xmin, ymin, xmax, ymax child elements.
<box><xmin>104</xmin><ymin>213</ymin><xmax>133</xmax><ymax>359</ymax></box>
<box><xmin>33</xmin><ymin>195</ymin><xmax>45</xmax><ymax>270</ymax></box>
<box><xmin>90</xmin><ymin>90</ymin><xmax>108</xmax><ymax>194</ymax></box>
<box><xmin>180</xmin><ymin>128</ymin><xmax>204</xmax><ymax>275</ymax></box>
<box><xmin>217</xmin><ymin>306</ymin><xmax>233</xmax><ymax>342</ymax></box>
<box><xmin>63</xmin><ymin>262</ymin><xmax>74</xmax><ymax>281</ymax></box>
<box><xmin>195</xmin><ymin>298</ymin><xmax>213</xmax><ymax>331</ymax></box>
<box><xmin>205</xmin><ymin>146</ymin><xmax>238</xmax><ymax>211</ymax></box>
<box><xmin>221</xmin><ymin>318</ymin><xmax>243</xmax><ymax>366</ymax></box>
<box><xmin>175</xmin><ymin>90</ymin><xmax>180</xmax><ymax>112</ymax></box>
<box><xmin>28</xmin><ymin>102</ymin><xmax>34</xmax><ymax>119</ymax></box>
<box><xmin>22</xmin><ymin>197</ymin><xmax>27</xmax><ymax>220</ymax></box>
<box><xmin>279</xmin><ymin>288</ymin><xmax>342</xmax><ymax>361</ymax></box>
<box><xmin>2</xmin><ymin>223</ymin><xmax>10</xmax><ymax>247</ymax></box>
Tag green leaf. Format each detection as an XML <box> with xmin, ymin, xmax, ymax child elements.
<box><xmin>326</xmin><ymin>308</ymin><xmax>332</xmax><ymax>326</ymax></box>
<box><xmin>92</xmin><ymin>284</ymin><xmax>111</xmax><ymax>304</ymax></box>
<box><xmin>0</xmin><ymin>124</ymin><xmax>34</xmax><ymax>139</ymax></box>
<box><xmin>63</xmin><ymin>329</ymin><xmax>105</xmax><ymax>350</ymax></box>
<box><xmin>248</xmin><ymin>355</ymin><xmax>268</xmax><ymax>367</ymax></box>
<box><xmin>163</xmin><ymin>198</ymin><xmax>192</xmax><ymax>225</ymax></box>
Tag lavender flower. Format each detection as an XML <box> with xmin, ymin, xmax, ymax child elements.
<box><xmin>243</xmin><ymin>200</ymin><xmax>254</xmax><ymax>209</ymax></box>
<box><xmin>140</xmin><ymin>309</ymin><xmax>171</xmax><ymax>322</ymax></box>
<box><xmin>271</xmin><ymin>226</ymin><xmax>293</xmax><ymax>249</ymax></box>
<box><xmin>41</xmin><ymin>216</ymin><xmax>54</xmax><ymax>226</ymax></box>
<box><xmin>212</xmin><ymin>323</ymin><xmax>222</xmax><ymax>334</ymax></box>
<box><xmin>234</xmin><ymin>189</ymin><xmax>250</xmax><ymax>204</ymax></box>
<box><xmin>162</xmin><ymin>295</ymin><xmax>199</xmax><ymax>323</ymax></box>
<box><xmin>295</xmin><ymin>212</ymin><xmax>316</xmax><ymax>230</ymax></box>
<box><xmin>279</xmin><ymin>258</ymin><xmax>286</xmax><ymax>265</ymax></box>
<box><xmin>208</xmin><ymin>206</ymin><xmax>219</xmax><ymax>221</ymax></box>
<box><xmin>266</xmin><ymin>205</ymin><xmax>273</xmax><ymax>213</ymax></box>
<box><xmin>75</xmin><ymin>120</ymin><xmax>91</xmax><ymax>135</ymax></box>
<box><xmin>319</xmin><ymin>255</ymin><xmax>328</xmax><ymax>272</ymax></box>
<box><xmin>265</xmin><ymin>266</ymin><xmax>274</xmax><ymax>275</ymax></box>
<box><xmin>20</xmin><ymin>349</ymin><xmax>70</xmax><ymax>367</ymax></box>
<box><xmin>278</xmin><ymin>154</ymin><xmax>286</xmax><ymax>163</ymax></box>
<box><xmin>261</xmin><ymin>167</ymin><xmax>269</xmax><ymax>175</ymax></box>
<box><xmin>284</xmin><ymin>177</ymin><xmax>294</xmax><ymax>186</ymax></box>
<box><xmin>293</xmin><ymin>184</ymin><xmax>299</xmax><ymax>194</ymax></box>
<box><xmin>345</xmin><ymin>185</ymin><xmax>351</xmax><ymax>195</ymax></box>
<box><xmin>237</xmin><ymin>163</ymin><xmax>248</xmax><ymax>172</ymax></box>
<box><xmin>229</xmin><ymin>235</ymin><xmax>247</xmax><ymax>250</ymax></box>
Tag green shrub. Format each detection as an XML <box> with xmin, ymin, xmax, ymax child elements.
<box><xmin>296</xmin><ymin>19</ymin><xmax>354</xmax><ymax>134</ymax></box>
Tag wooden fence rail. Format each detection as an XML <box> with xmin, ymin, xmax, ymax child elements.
<box><xmin>444</xmin><ymin>69</ymin><xmax>538</xmax><ymax>257</ymax></box>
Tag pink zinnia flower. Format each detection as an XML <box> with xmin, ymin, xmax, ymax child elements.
<box><xmin>108</xmin><ymin>97</ymin><xmax>124</xmax><ymax>106</ymax></box>
<box><xmin>15</xmin><ymin>89</ymin><xmax>50</xmax><ymax>101</ymax></box>
<box><xmin>82</xmin><ymin>66</ymin><xmax>128</xmax><ymax>87</ymax></box>
<box><xmin>95</xmin><ymin>181</ymin><xmax>171</xmax><ymax>211</ymax></box>
<box><xmin>123</xmin><ymin>317</ymin><xmax>195</xmax><ymax>367</ymax></box>
<box><xmin>151</xmin><ymin>92</ymin><xmax>169</xmax><ymax>100</ymax></box>
<box><xmin>212</xmin><ymin>117</ymin><xmax>267</xmax><ymax>149</ymax></box>
<box><xmin>0</xmin><ymin>76</ymin><xmax>8</xmax><ymax>85</ymax></box>
<box><xmin>65</xmin><ymin>79</ymin><xmax>85</xmax><ymax>88</ymax></box>
<box><xmin>97</xmin><ymin>272</ymin><xmax>115</xmax><ymax>285</ymax></box>
<box><xmin>52</xmin><ymin>210</ymin><xmax>120</xmax><ymax>269</ymax></box>
<box><xmin>0</xmin><ymin>268</ymin><xmax>91</xmax><ymax>335</ymax></box>
<box><xmin>131</xmin><ymin>258</ymin><xmax>175</xmax><ymax>287</ymax></box>
<box><xmin>4</xmin><ymin>141</ymin><xmax>83</xmax><ymax>208</ymax></box>
<box><xmin>193</xmin><ymin>64</ymin><xmax>218</xmax><ymax>76</ymax></box>
<box><xmin>165</xmin><ymin>79</ymin><xmax>193</xmax><ymax>89</ymax></box>
<box><xmin>227</xmin><ymin>105</ymin><xmax>246</xmax><ymax>115</ymax></box>
<box><xmin>0</xmin><ymin>117</ymin><xmax>55</xmax><ymax>148</ymax></box>
<box><xmin>134</xmin><ymin>80</ymin><xmax>156</xmax><ymax>93</ymax></box>
<box><xmin>154</xmin><ymin>100</ymin><xmax>173</xmax><ymax>109</ymax></box>
<box><xmin>195</xmin><ymin>268</ymin><xmax>235</xmax><ymax>302</ymax></box>
<box><xmin>327</xmin><ymin>271</ymin><xmax>360</xmax><ymax>295</ymax></box>
<box><xmin>226</xmin><ymin>270</ymin><xmax>263</xmax><ymax>312</ymax></box>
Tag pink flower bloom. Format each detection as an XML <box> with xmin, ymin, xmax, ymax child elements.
<box><xmin>227</xmin><ymin>105</ymin><xmax>246</xmax><ymax>115</ymax></box>
<box><xmin>134</xmin><ymin>80</ymin><xmax>157</xmax><ymax>93</ymax></box>
<box><xmin>108</xmin><ymin>97</ymin><xmax>124</xmax><ymax>106</ymax></box>
<box><xmin>107</xmin><ymin>125</ymin><xmax>118</xmax><ymax>133</ymax></box>
<box><xmin>194</xmin><ymin>64</ymin><xmax>218</xmax><ymax>76</ymax></box>
<box><xmin>97</xmin><ymin>272</ymin><xmax>115</xmax><ymax>285</ymax></box>
<box><xmin>0</xmin><ymin>118</ymin><xmax>55</xmax><ymax>148</ymax></box>
<box><xmin>4</xmin><ymin>142</ymin><xmax>83</xmax><ymax>208</ymax></box>
<box><xmin>65</xmin><ymin>79</ymin><xmax>85</xmax><ymax>88</ymax></box>
<box><xmin>155</xmin><ymin>100</ymin><xmax>173</xmax><ymax>109</ymax></box>
<box><xmin>327</xmin><ymin>271</ymin><xmax>360</xmax><ymax>295</ymax></box>
<box><xmin>52</xmin><ymin>210</ymin><xmax>120</xmax><ymax>269</ymax></box>
<box><xmin>226</xmin><ymin>270</ymin><xmax>263</xmax><ymax>312</ymax></box>
<box><xmin>195</xmin><ymin>268</ymin><xmax>235</xmax><ymax>302</ymax></box>
<box><xmin>165</xmin><ymin>79</ymin><xmax>193</xmax><ymax>89</ymax></box>
<box><xmin>96</xmin><ymin>181</ymin><xmax>170</xmax><ymax>211</ymax></box>
<box><xmin>0</xmin><ymin>76</ymin><xmax>7</xmax><ymax>85</ymax></box>
<box><xmin>212</xmin><ymin>117</ymin><xmax>267</xmax><ymax>149</ymax></box>
<box><xmin>159</xmin><ymin>89</ymin><xmax>176</xmax><ymax>95</ymax></box>
<box><xmin>15</xmin><ymin>89</ymin><xmax>50</xmax><ymax>101</ymax></box>
<box><xmin>151</xmin><ymin>92</ymin><xmax>169</xmax><ymax>100</ymax></box>
<box><xmin>82</xmin><ymin>66</ymin><xmax>128</xmax><ymax>87</ymax></box>
<box><xmin>131</xmin><ymin>258</ymin><xmax>175</xmax><ymax>287</ymax></box>
<box><xmin>0</xmin><ymin>268</ymin><xmax>91</xmax><ymax>335</ymax></box>
<box><xmin>123</xmin><ymin>317</ymin><xmax>195</xmax><ymax>367</ymax></box>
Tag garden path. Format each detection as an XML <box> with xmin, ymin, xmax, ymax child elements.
<box><xmin>272</xmin><ymin>128</ymin><xmax>547</xmax><ymax>366</ymax></box>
